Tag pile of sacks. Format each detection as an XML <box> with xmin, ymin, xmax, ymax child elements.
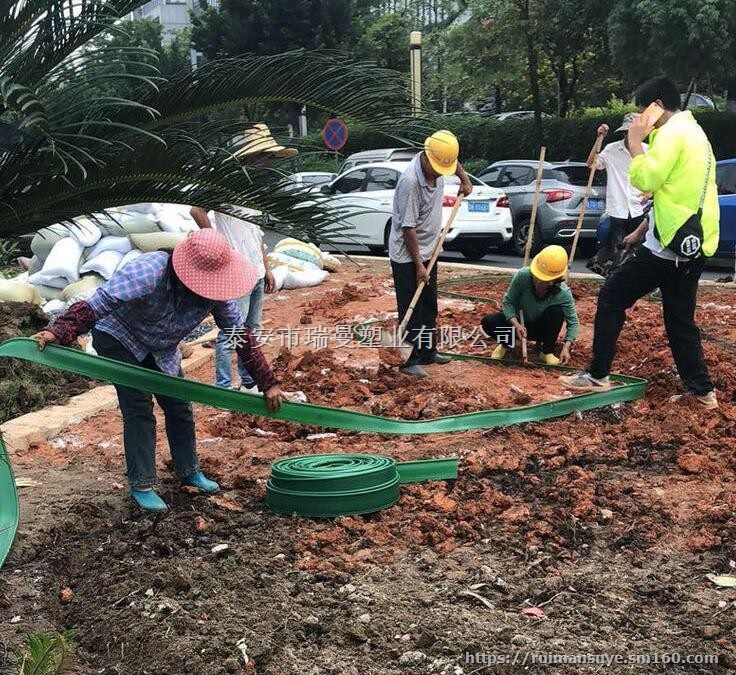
<box><xmin>0</xmin><ymin>211</ymin><xmax>344</xmax><ymax>312</ymax></box>
<box><xmin>0</xmin><ymin>204</ymin><xmax>198</xmax><ymax>313</ymax></box>
<box><xmin>268</xmin><ymin>238</ymin><xmax>341</xmax><ymax>290</ymax></box>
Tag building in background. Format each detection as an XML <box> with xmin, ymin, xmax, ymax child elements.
<box><xmin>129</xmin><ymin>0</ymin><xmax>218</xmax><ymax>65</ymax></box>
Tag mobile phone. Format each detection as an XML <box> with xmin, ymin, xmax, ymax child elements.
<box><xmin>639</xmin><ymin>102</ymin><xmax>664</xmax><ymax>130</ymax></box>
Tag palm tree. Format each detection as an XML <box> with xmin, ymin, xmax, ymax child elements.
<box><xmin>0</xmin><ymin>0</ymin><xmax>426</xmax><ymax>241</ymax></box>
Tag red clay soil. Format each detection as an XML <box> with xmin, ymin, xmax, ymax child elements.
<box><xmin>3</xmin><ymin>262</ymin><xmax>736</xmax><ymax>674</ymax></box>
<box><xmin>13</xmin><ymin>266</ymin><xmax>736</xmax><ymax>564</ymax></box>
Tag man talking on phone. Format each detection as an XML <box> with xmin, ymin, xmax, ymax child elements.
<box><xmin>561</xmin><ymin>77</ymin><xmax>720</xmax><ymax>409</ymax></box>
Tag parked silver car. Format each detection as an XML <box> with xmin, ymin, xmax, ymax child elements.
<box><xmin>477</xmin><ymin>160</ymin><xmax>606</xmax><ymax>255</ymax></box>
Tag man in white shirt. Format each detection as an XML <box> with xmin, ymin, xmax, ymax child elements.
<box><xmin>586</xmin><ymin>113</ymin><xmax>648</xmax><ymax>276</ymax></box>
<box><xmin>190</xmin><ymin>122</ymin><xmax>295</xmax><ymax>389</ymax></box>
<box><xmin>190</xmin><ymin>207</ymin><xmax>276</xmax><ymax>390</ymax></box>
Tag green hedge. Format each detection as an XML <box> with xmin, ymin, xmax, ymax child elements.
<box><xmin>329</xmin><ymin>111</ymin><xmax>736</xmax><ymax>169</ymax></box>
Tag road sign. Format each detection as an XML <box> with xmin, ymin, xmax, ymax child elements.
<box><xmin>322</xmin><ymin>118</ymin><xmax>348</xmax><ymax>151</ymax></box>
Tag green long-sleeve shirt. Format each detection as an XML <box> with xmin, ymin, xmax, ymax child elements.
<box><xmin>501</xmin><ymin>267</ymin><xmax>579</xmax><ymax>342</ymax></box>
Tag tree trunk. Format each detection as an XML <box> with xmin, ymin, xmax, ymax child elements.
<box><xmin>519</xmin><ymin>0</ymin><xmax>543</xmax><ymax>141</ymax></box>
<box><xmin>555</xmin><ymin>61</ymin><xmax>567</xmax><ymax>117</ymax></box>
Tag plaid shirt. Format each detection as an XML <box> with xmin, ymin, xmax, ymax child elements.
<box><xmin>48</xmin><ymin>251</ymin><xmax>277</xmax><ymax>390</ymax></box>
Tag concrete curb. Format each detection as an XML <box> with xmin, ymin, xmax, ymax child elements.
<box><xmin>0</xmin><ymin>344</ymin><xmax>214</xmax><ymax>454</ymax></box>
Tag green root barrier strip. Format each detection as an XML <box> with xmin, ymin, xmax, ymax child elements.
<box><xmin>0</xmin><ymin>434</ymin><xmax>19</xmax><ymax>568</ymax></box>
<box><xmin>0</xmin><ymin>338</ymin><xmax>645</xmax><ymax>434</ymax></box>
<box><xmin>0</xmin><ymin>335</ymin><xmax>645</xmax><ymax>566</ymax></box>
<box><xmin>266</xmin><ymin>454</ymin><xmax>458</xmax><ymax>517</ymax></box>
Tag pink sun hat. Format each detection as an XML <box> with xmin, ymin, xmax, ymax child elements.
<box><xmin>172</xmin><ymin>229</ymin><xmax>257</xmax><ymax>301</ymax></box>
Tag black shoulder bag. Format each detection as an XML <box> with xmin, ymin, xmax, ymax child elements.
<box><xmin>656</xmin><ymin>146</ymin><xmax>711</xmax><ymax>260</ymax></box>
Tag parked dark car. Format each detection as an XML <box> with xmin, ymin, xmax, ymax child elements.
<box><xmin>477</xmin><ymin>160</ymin><xmax>606</xmax><ymax>255</ymax></box>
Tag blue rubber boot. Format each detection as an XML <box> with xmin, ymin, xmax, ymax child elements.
<box><xmin>182</xmin><ymin>471</ymin><xmax>220</xmax><ymax>494</ymax></box>
<box><xmin>130</xmin><ymin>489</ymin><xmax>168</xmax><ymax>513</ymax></box>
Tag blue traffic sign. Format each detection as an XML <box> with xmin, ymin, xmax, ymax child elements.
<box><xmin>322</xmin><ymin>118</ymin><xmax>348</xmax><ymax>151</ymax></box>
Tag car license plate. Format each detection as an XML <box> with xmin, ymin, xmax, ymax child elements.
<box><xmin>468</xmin><ymin>201</ymin><xmax>490</xmax><ymax>213</ymax></box>
<box><xmin>588</xmin><ymin>198</ymin><xmax>604</xmax><ymax>211</ymax></box>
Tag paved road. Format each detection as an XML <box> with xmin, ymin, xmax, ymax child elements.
<box><xmin>263</xmin><ymin>232</ymin><xmax>729</xmax><ymax>281</ymax></box>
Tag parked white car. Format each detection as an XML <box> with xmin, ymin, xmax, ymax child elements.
<box><xmin>314</xmin><ymin>161</ymin><xmax>513</xmax><ymax>260</ymax></box>
<box><xmin>288</xmin><ymin>171</ymin><xmax>336</xmax><ymax>189</ymax></box>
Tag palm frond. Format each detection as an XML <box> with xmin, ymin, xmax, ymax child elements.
<box><xmin>0</xmin><ymin>2</ymin><xmax>432</xmax><ymax>243</ymax></box>
<box><xmin>142</xmin><ymin>51</ymin><xmax>429</xmax><ymax>142</ymax></box>
<box><xmin>1</xmin><ymin>0</ymin><xmax>151</xmax><ymax>87</ymax></box>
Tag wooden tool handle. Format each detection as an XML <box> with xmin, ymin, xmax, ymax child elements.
<box><xmin>524</xmin><ymin>147</ymin><xmax>547</xmax><ymax>267</ymax></box>
<box><xmin>569</xmin><ymin>134</ymin><xmax>605</xmax><ymax>266</ymax></box>
<box><xmin>398</xmin><ymin>195</ymin><xmax>465</xmax><ymax>340</ymax></box>
<box><xmin>519</xmin><ymin>309</ymin><xmax>528</xmax><ymax>363</ymax></box>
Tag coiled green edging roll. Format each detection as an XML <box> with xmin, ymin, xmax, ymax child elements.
<box><xmin>266</xmin><ymin>454</ymin><xmax>458</xmax><ymax>517</ymax></box>
<box><xmin>267</xmin><ymin>454</ymin><xmax>400</xmax><ymax>517</ymax></box>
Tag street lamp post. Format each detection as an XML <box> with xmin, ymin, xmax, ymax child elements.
<box><xmin>410</xmin><ymin>31</ymin><xmax>422</xmax><ymax>115</ymax></box>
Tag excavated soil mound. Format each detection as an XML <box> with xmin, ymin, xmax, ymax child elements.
<box><xmin>0</xmin><ymin>302</ymin><xmax>93</xmax><ymax>423</ymax></box>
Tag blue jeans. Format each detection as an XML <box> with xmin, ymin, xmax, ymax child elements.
<box><xmin>215</xmin><ymin>277</ymin><xmax>265</xmax><ymax>388</ymax></box>
<box><xmin>92</xmin><ymin>328</ymin><xmax>199</xmax><ymax>489</ymax></box>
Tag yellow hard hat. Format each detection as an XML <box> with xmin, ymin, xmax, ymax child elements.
<box><xmin>424</xmin><ymin>130</ymin><xmax>459</xmax><ymax>176</ymax></box>
<box><xmin>530</xmin><ymin>245</ymin><xmax>568</xmax><ymax>281</ymax></box>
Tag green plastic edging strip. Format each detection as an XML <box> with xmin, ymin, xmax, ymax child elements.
<box><xmin>396</xmin><ymin>458</ymin><xmax>458</xmax><ymax>484</ymax></box>
<box><xmin>0</xmin><ymin>434</ymin><xmax>19</xmax><ymax>569</ymax></box>
<box><xmin>0</xmin><ymin>335</ymin><xmax>645</xmax><ymax>565</ymax></box>
<box><xmin>0</xmin><ymin>338</ymin><xmax>645</xmax><ymax>435</ymax></box>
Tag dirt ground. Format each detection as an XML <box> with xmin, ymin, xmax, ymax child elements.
<box><xmin>0</xmin><ymin>302</ymin><xmax>95</xmax><ymax>424</ymax></box>
<box><xmin>1</xmin><ymin>260</ymin><xmax>736</xmax><ymax>674</ymax></box>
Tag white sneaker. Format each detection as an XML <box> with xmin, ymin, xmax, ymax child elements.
<box><xmin>558</xmin><ymin>371</ymin><xmax>611</xmax><ymax>391</ymax></box>
<box><xmin>239</xmin><ymin>384</ymin><xmax>259</xmax><ymax>394</ymax></box>
<box><xmin>670</xmin><ymin>391</ymin><xmax>719</xmax><ymax>410</ymax></box>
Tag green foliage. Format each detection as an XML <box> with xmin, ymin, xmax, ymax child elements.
<box><xmin>0</xmin><ymin>0</ymin><xmax>431</xmax><ymax>242</ymax></box>
<box><xmin>0</xmin><ymin>239</ymin><xmax>19</xmax><ymax>267</ymax></box>
<box><xmin>191</xmin><ymin>0</ymin><xmax>362</xmax><ymax>59</ymax></box>
<box><xmin>534</xmin><ymin>0</ymin><xmax>613</xmax><ymax>116</ymax></box>
<box><xmin>608</xmin><ymin>0</ymin><xmax>734</xmax><ymax>89</ymax></box>
<box><xmin>90</xmin><ymin>19</ymin><xmax>192</xmax><ymax>80</ymax></box>
<box><xmin>442</xmin><ymin>15</ymin><xmax>539</xmax><ymax>112</ymax></box>
<box><xmin>576</xmin><ymin>96</ymin><xmax>636</xmax><ymax>117</ymax></box>
<box><xmin>356</xmin><ymin>12</ymin><xmax>412</xmax><ymax>71</ymax></box>
<box><xmin>14</xmin><ymin>631</ymin><xmax>76</xmax><ymax>675</ymax></box>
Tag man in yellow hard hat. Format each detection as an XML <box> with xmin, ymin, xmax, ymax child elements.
<box><xmin>389</xmin><ymin>130</ymin><xmax>473</xmax><ymax>378</ymax></box>
<box><xmin>480</xmin><ymin>245</ymin><xmax>579</xmax><ymax>365</ymax></box>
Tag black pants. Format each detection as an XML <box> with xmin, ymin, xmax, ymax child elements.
<box><xmin>391</xmin><ymin>259</ymin><xmax>438</xmax><ymax>365</ymax></box>
<box><xmin>92</xmin><ymin>329</ymin><xmax>199</xmax><ymax>489</ymax></box>
<box><xmin>589</xmin><ymin>246</ymin><xmax>713</xmax><ymax>394</ymax></box>
<box><xmin>481</xmin><ymin>305</ymin><xmax>565</xmax><ymax>353</ymax></box>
